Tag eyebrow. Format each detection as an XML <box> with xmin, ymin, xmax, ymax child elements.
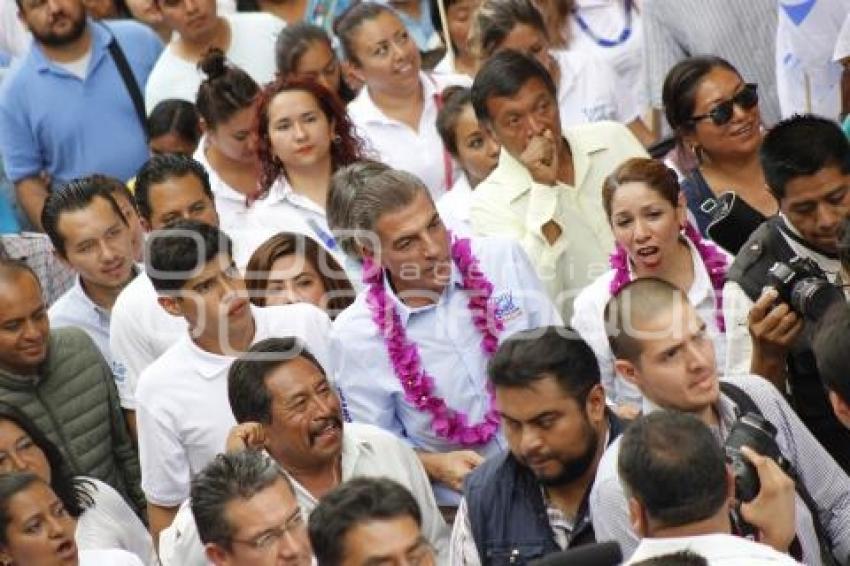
<box><xmin>704</xmin><ymin>80</ymin><xmax>745</xmax><ymax>106</ymax></box>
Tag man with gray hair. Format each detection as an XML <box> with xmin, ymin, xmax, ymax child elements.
<box><xmin>327</xmin><ymin>161</ymin><xmax>562</xmax><ymax>508</ymax></box>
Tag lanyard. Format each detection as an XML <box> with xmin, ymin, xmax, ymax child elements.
<box><xmin>573</xmin><ymin>0</ymin><xmax>633</xmax><ymax>48</ymax></box>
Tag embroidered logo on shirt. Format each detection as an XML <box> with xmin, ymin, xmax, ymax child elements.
<box><xmin>582</xmin><ymin>103</ymin><xmax>617</xmax><ymax>122</ymax></box>
<box><xmin>491</xmin><ymin>291</ymin><xmax>522</xmax><ymax>322</ymax></box>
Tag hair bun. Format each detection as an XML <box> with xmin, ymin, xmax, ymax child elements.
<box><xmin>198</xmin><ymin>48</ymin><xmax>228</xmax><ymax>80</ymax></box>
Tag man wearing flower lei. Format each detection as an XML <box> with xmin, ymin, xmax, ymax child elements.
<box><xmin>328</xmin><ymin>161</ymin><xmax>562</xmax><ymax>506</ymax></box>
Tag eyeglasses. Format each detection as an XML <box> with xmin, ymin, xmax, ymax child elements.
<box><xmin>690</xmin><ymin>83</ymin><xmax>759</xmax><ymax>126</ymax></box>
<box><xmin>230</xmin><ymin>507</ymin><xmax>305</xmax><ymax>551</ymax></box>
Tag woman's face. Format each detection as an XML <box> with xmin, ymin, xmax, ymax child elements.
<box><xmin>124</xmin><ymin>0</ymin><xmax>163</xmax><ymax>26</ymax></box>
<box><xmin>454</xmin><ymin>104</ymin><xmax>500</xmax><ymax>187</ymax></box>
<box><xmin>263</xmin><ymin>253</ymin><xmax>329</xmax><ymax>310</ymax></box>
<box><xmin>292</xmin><ymin>40</ymin><xmax>342</xmax><ymax>98</ymax></box>
<box><xmin>497</xmin><ymin>23</ymin><xmax>559</xmax><ymax>84</ymax></box>
<box><xmin>0</xmin><ymin>420</ymin><xmax>50</xmax><ymax>483</ymax></box>
<box><xmin>206</xmin><ymin>105</ymin><xmax>258</xmax><ymax>165</ymax></box>
<box><xmin>0</xmin><ymin>481</ymin><xmax>78</xmax><ymax>566</ymax></box>
<box><xmin>685</xmin><ymin>66</ymin><xmax>762</xmax><ymax>161</ymax></box>
<box><xmin>609</xmin><ymin>181</ymin><xmax>686</xmax><ymax>275</ymax></box>
<box><xmin>267</xmin><ymin>90</ymin><xmax>334</xmax><ymax>171</ymax></box>
<box><xmin>447</xmin><ymin>0</ymin><xmax>479</xmax><ymax>57</ymax></box>
<box><xmin>349</xmin><ymin>11</ymin><xmax>421</xmax><ymax>95</ymax></box>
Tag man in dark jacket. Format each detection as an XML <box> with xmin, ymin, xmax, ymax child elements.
<box><xmin>0</xmin><ymin>258</ymin><xmax>144</xmax><ymax>513</ymax></box>
<box><xmin>450</xmin><ymin>326</ymin><xmax>624</xmax><ymax>564</ymax></box>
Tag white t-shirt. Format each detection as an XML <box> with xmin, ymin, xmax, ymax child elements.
<box><xmin>436</xmin><ymin>174</ymin><xmax>473</xmax><ymax>238</ymax></box>
<box><xmin>136</xmin><ymin>304</ymin><xmax>332</xmax><ymax>506</ymax></box>
<box><xmin>193</xmin><ymin>140</ymin><xmax>253</xmax><ymax>235</ymax></box>
<box><xmin>79</xmin><ymin>548</ymin><xmax>145</xmax><ymax>566</ymax></box>
<box><xmin>144</xmin><ymin>12</ymin><xmax>284</xmax><ymax>112</ymax></box>
<box><xmin>76</xmin><ymin>477</ymin><xmax>155</xmax><ymax>565</ymax></box>
<box><xmin>568</xmin><ymin>0</ymin><xmax>647</xmax><ymax>113</ymax></box>
<box><xmin>347</xmin><ymin>72</ymin><xmax>470</xmax><ymax>199</ymax></box>
<box><xmin>625</xmin><ymin>533</ymin><xmax>801</xmax><ymax>565</ymax></box>
<box><xmin>553</xmin><ymin>49</ymin><xmax>640</xmax><ymax>127</ymax></box>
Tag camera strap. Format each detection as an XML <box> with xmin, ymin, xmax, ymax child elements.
<box><xmin>720</xmin><ymin>382</ymin><xmax>838</xmax><ymax>565</ymax></box>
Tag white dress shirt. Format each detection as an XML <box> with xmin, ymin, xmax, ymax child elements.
<box><xmin>331</xmin><ymin>236</ymin><xmax>562</xmax><ymax>504</ymax></box>
<box><xmin>571</xmin><ymin>238</ymin><xmax>729</xmax><ymax>408</ymax></box>
<box><xmin>626</xmin><ymin>533</ymin><xmax>801</xmax><ymax>565</ymax></box>
<box><xmin>436</xmin><ymin>174</ymin><xmax>474</xmax><ymax>238</ymax></box>
<box><xmin>136</xmin><ymin>304</ymin><xmax>332</xmax><ymax>506</ymax></box>
<box><xmin>193</xmin><ymin>141</ymin><xmax>254</xmax><ymax>235</ymax></box>
<box><xmin>158</xmin><ymin>423</ymin><xmax>449</xmax><ymax>566</ymax></box>
<box><xmin>49</xmin><ymin>275</ymin><xmax>131</xmax><ymax>403</ymax></box>
<box><xmin>589</xmin><ymin>374</ymin><xmax>850</xmax><ymax>565</ymax></box>
<box><xmin>347</xmin><ymin>72</ymin><xmax>470</xmax><ymax>199</ymax></box>
<box><xmin>470</xmin><ymin>121</ymin><xmax>647</xmax><ymax>321</ymax></box>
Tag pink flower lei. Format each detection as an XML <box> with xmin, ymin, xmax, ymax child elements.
<box><xmin>608</xmin><ymin>222</ymin><xmax>728</xmax><ymax>332</ymax></box>
<box><xmin>362</xmin><ymin>237</ymin><xmax>503</xmax><ymax>447</ymax></box>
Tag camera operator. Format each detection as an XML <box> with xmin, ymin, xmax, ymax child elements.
<box><xmin>589</xmin><ymin>278</ymin><xmax>850</xmax><ymax>565</ymax></box>
<box><xmin>620</xmin><ymin>411</ymin><xmax>800</xmax><ymax>565</ymax></box>
<box><xmin>723</xmin><ymin>114</ymin><xmax>850</xmax><ymax>473</ymax></box>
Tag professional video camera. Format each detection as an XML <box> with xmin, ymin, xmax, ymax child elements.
<box><xmin>766</xmin><ymin>257</ymin><xmax>845</xmax><ymax>321</ymax></box>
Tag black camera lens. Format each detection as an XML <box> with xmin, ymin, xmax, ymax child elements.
<box><xmin>724</xmin><ymin>413</ymin><xmax>783</xmax><ymax>503</ymax></box>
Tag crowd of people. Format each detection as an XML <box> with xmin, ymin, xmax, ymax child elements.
<box><xmin>3</xmin><ymin>0</ymin><xmax>850</xmax><ymax>565</ymax></box>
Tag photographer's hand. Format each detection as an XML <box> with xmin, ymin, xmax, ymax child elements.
<box><xmin>738</xmin><ymin>446</ymin><xmax>797</xmax><ymax>553</ymax></box>
<box><xmin>748</xmin><ymin>289</ymin><xmax>804</xmax><ymax>389</ymax></box>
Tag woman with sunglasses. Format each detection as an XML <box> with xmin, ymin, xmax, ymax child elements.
<box><xmin>663</xmin><ymin>56</ymin><xmax>778</xmax><ymax>244</ymax></box>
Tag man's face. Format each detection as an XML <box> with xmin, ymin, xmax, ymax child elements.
<box><xmin>157</xmin><ymin>252</ymin><xmax>252</xmax><ymax>348</ymax></box>
<box><xmin>18</xmin><ymin>0</ymin><xmax>87</xmax><ymax>47</ymax></box>
<box><xmin>484</xmin><ymin>77</ymin><xmax>561</xmax><ymax>161</ymax></box>
<box><xmin>56</xmin><ymin>195</ymin><xmax>135</xmax><ymax>294</ymax></box>
<box><xmin>339</xmin><ymin>516</ymin><xmax>434</xmax><ymax>566</ymax></box>
<box><xmin>370</xmin><ymin>191</ymin><xmax>451</xmax><ymax>303</ymax></box>
<box><xmin>615</xmin><ymin>300</ymin><xmax>720</xmax><ymax>416</ymax></box>
<box><xmin>496</xmin><ymin>23</ymin><xmax>559</xmax><ymax>83</ymax></box>
<box><xmin>497</xmin><ymin>375</ymin><xmax>605</xmax><ymax>486</ymax></box>
<box><xmin>779</xmin><ymin>165</ymin><xmax>850</xmax><ymax>254</ymax></box>
<box><xmin>207</xmin><ymin>478</ymin><xmax>312</xmax><ymax>566</ymax></box>
<box><xmin>156</xmin><ymin>0</ymin><xmax>217</xmax><ymax>43</ymax></box>
<box><xmin>146</xmin><ymin>173</ymin><xmax>219</xmax><ymax>231</ymax></box>
<box><xmin>0</xmin><ymin>273</ymin><xmax>49</xmax><ymax>375</ymax></box>
<box><xmin>262</xmin><ymin>356</ymin><xmax>343</xmax><ymax>470</ymax></box>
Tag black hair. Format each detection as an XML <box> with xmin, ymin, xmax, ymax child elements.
<box><xmin>41</xmin><ymin>175</ymin><xmax>128</xmax><ymax>257</ymax></box>
<box><xmin>146</xmin><ymin>219</ymin><xmax>233</xmax><ymax>293</ymax></box>
<box><xmin>471</xmin><ymin>49</ymin><xmax>556</xmax><ymax>124</ymax></box>
<box><xmin>196</xmin><ymin>48</ymin><xmax>260</xmax><ymax>129</ymax></box>
<box><xmin>760</xmin><ymin>114</ymin><xmax>850</xmax><ymax>200</ymax></box>
<box><xmin>134</xmin><ymin>154</ymin><xmax>214</xmax><ymax>222</ymax></box>
<box><xmin>488</xmin><ymin>326</ymin><xmax>600</xmax><ymax>404</ymax></box>
<box><xmin>147</xmin><ymin>99</ymin><xmax>202</xmax><ymax>151</ymax></box>
<box><xmin>274</xmin><ymin>23</ymin><xmax>356</xmax><ymax>102</ymax></box>
<box><xmin>618</xmin><ymin>411</ymin><xmax>728</xmax><ymax>528</ymax></box>
<box><xmin>191</xmin><ymin>451</ymin><xmax>293</xmax><ymax>551</ymax></box>
<box><xmin>308</xmin><ymin>477</ymin><xmax>423</xmax><ymax>566</ymax></box>
<box><xmin>471</xmin><ymin>0</ymin><xmax>547</xmax><ymax>59</ymax></box>
<box><xmin>228</xmin><ymin>337</ymin><xmax>326</xmax><ymax>424</ymax></box>
<box><xmin>335</xmin><ymin>2</ymin><xmax>397</xmax><ymax>67</ymax></box>
<box><xmin>661</xmin><ymin>56</ymin><xmax>739</xmax><ymax>138</ymax></box>
<box><xmin>631</xmin><ymin>551</ymin><xmax>710</xmax><ymax>566</ymax></box>
<box><xmin>0</xmin><ymin>402</ymin><xmax>93</xmax><ymax>518</ymax></box>
<box><xmin>436</xmin><ymin>86</ymin><xmax>472</xmax><ymax>157</ymax></box>
<box><xmin>813</xmin><ymin>302</ymin><xmax>850</xmax><ymax>406</ymax></box>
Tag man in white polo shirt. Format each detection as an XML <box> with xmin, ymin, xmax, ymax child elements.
<box><xmin>42</xmin><ymin>176</ymin><xmax>138</xmax><ymax>402</ymax></box>
<box><xmin>137</xmin><ymin>219</ymin><xmax>332</xmax><ymax>546</ymax></box>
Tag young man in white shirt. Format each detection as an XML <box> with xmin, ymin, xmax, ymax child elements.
<box><xmin>469</xmin><ymin>50</ymin><xmax>647</xmax><ymax>320</ymax></box>
<box><xmin>327</xmin><ymin>161</ymin><xmax>562</xmax><ymax>506</ymax></box>
<box><xmin>590</xmin><ymin>277</ymin><xmax>850</xmax><ymax>565</ymax></box>
<box><xmin>144</xmin><ymin>0</ymin><xmax>282</xmax><ymax>111</ymax></box>
<box><xmin>620</xmin><ymin>411</ymin><xmax>800</xmax><ymax>565</ymax></box>
<box><xmin>137</xmin><ymin>219</ymin><xmax>332</xmax><ymax>546</ymax></box>
<box><xmin>42</xmin><ymin>175</ymin><xmax>138</xmax><ymax>403</ymax></box>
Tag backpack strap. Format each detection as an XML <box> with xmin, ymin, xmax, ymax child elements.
<box><xmin>104</xmin><ymin>24</ymin><xmax>148</xmax><ymax>137</ymax></box>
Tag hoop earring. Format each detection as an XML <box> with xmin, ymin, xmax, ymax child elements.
<box><xmin>332</xmin><ymin>134</ymin><xmax>342</xmax><ymax>145</ymax></box>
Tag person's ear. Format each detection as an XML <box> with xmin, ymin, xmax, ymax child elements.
<box><xmin>199</xmin><ymin>117</ymin><xmax>210</xmax><ymax>137</ymax></box>
<box><xmin>829</xmin><ymin>390</ymin><xmax>850</xmax><ymax>429</ymax></box>
<box><xmin>614</xmin><ymin>359</ymin><xmax>641</xmax><ymax>388</ymax></box>
<box><xmin>205</xmin><ymin>543</ymin><xmax>229</xmax><ymax>565</ymax></box>
<box><xmin>157</xmin><ymin>295</ymin><xmax>183</xmax><ymax>317</ymax></box>
<box><xmin>628</xmin><ymin>496</ymin><xmax>648</xmax><ymax>538</ymax></box>
<box><xmin>585</xmin><ymin>383</ymin><xmax>607</xmax><ymax>424</ymax></box>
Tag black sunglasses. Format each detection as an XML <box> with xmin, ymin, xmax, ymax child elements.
<box><xmin>690</xmin><ymin>83</ymin><xmax>759</xmax><ymax>126</ymax></box>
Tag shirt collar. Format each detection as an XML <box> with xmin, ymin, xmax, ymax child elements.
<box><xmin>184</xmin><ymin>306</ymin><xmax>260</xmax><ymax>379</ymax></box>
<box><xmin>350</xmin><ymin>72</ymin><xmax>432</xmax><ymax>126</ymax></box>
<box><xmin>641</xmin><ymin>387</ymin><xmax>736</xmax><ymax>439</ymax></box>
<box><xmin>265</xmin><ymin>176</ymin><xmax>327</xmax><ymax>217</ymax></box>
<box><xmin>70</xmin><ymin>275</ymin><xmax>111</xmax><ymax>322</ymax></box>
<box><xmin>194</xmin><ymin>141</ymin><xmax>251</xmax><ymax>205</ymax></box>
<box><xmin>32</xmin><ymin>19</ymin><xmax>105</xmax><ymax>75</ymax></box>
<box><xmin>379</xmin><ymin>262</ymin><xmax>464</xmax><ymax>327</ymax></box>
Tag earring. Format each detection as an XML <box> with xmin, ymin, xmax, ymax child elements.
<box><xmin>332</xmin><ymin>134</ymin><xmax>342</xmax><ymax>144</ymax></box>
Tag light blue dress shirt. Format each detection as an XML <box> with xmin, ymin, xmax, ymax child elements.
<box><xmin>331</xmin><ymin>237</ymin><xmax>562</xmax><ymax>503</ymax></box>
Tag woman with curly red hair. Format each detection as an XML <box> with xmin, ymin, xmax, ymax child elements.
<box><xmin>250</xmin><ymin>77</ymin><xmax>368</xmax><ymax>259</ymax></box>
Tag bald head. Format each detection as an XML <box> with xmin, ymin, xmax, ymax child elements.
<box><xmin>604</xmin><ymin>278</ymin><xmax>691</xmax><ymax>363</ymax></box>
<box><xmin>0</xmin><ymin>259</ymin><xmax>41</xmax><ymax>291</ymax></box>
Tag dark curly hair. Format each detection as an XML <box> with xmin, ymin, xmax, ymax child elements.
<box><xmin>255</xmin><ymin>77</ymin><xmax>367</xmax><ymax>194</ymax></box>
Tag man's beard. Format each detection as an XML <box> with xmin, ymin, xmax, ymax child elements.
<box><xmin>32</xmin><ymin>13</ymin><xmax>87</xmax><ymax>47</ymax></box>
<box><xmin>536</xmin><ymin>419</ymin><xmax>600</xmax><ymax>488</ymax></box>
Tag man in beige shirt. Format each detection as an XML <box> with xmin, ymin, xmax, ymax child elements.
<box><xmin>470</xmin><ymin>50</ymin><xmax>646</xmax><ymax>319</ymax></box>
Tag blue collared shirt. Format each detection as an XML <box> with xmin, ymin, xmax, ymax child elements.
<box><xmin>0</xmin><ymin>19</ymin><xmax>162</xmax><ymax>185</ymax></box>
<box><xmin>331</xmin><ymin>237</ymin><xmax>562</xmax><ymax>503</ymax></box>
